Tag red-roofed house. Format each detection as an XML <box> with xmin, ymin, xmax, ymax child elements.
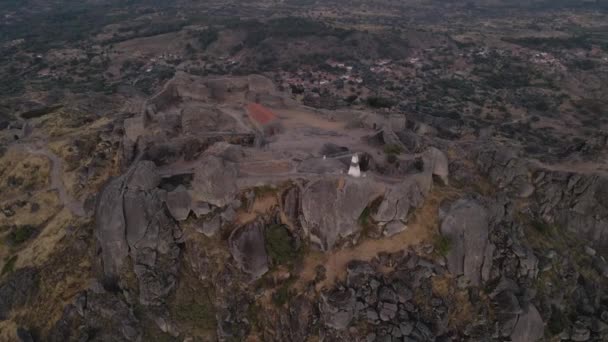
<box><xmin>246</xmin><ymin>103</ymin><xmax>282</xmax><ymax>136</ymax></box>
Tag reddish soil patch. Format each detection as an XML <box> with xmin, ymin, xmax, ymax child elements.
<box><xmin>247</xmin><ymin>103</ymin><xmax>277</xmax><ymax>125</ymax></box>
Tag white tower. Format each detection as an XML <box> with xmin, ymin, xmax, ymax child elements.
<box><xmin>348</xmin><ymin>154</ymin><xmax>361</xmax><ymax>178</ymax></box>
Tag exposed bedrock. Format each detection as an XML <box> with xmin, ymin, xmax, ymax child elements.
<box><xmin>477</xmin><ymin>147</ymin><xmax>608</xmax><ymax>252</ymax></box>
<box><xmin>439</xmin><ymin>197</ymin><xmax>494</xmax><ymax>287</ymax></box>
<box><xmin>95</xmin><ymin>160</ymin><xmax>181</xmax><ymax>305</ymax></box>
<box><xmin>228</xmin><ymin>219</ymin><xmax>270</xmax><ymax>280</ymax></box>
<box><xmin>300</xmin><ymin>177</ymin><xmax>386</xmax><ymax>251</ymax></box>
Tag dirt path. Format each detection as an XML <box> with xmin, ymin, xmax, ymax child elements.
<box><xmin>9</xmin><ymin>143</ymin><xmax>86</xmax><ymax>217</ymax></box>
<box><xmin>294</xmin><ymin>188</ymin><xmax>450</xmax><ymax>292</ymax></box>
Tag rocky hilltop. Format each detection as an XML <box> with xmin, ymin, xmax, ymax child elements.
<box><xmin>0</xmin><ymin>70</ymin><xmax>606</xmax><ymax>342</ymax></box>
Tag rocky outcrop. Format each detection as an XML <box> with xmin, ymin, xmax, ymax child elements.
<box><xmin>439</xmin><ymin>198</ymin><xmax>493</xmax><ymax>286</ymax></box>
<box><xmin>228</xmin><ymin>219</ymin><xmax>269</xmax><ymax>279</ymax></box>
<box><xmin>301</xmin><ymin>177</ymin><xmax>385</xmax><ymax>250</ymax></box>
<box><xmin>320</xmin><ymin>288</ymin><xmax>357</xmax><ymax>330</ymax></box>
<box><xmin>281</xmin><ymin>186</ymin><xmax>301</xmax><ymax>228</ymax></box>
<box><xmin>319</xmin><ymin>255</ymin><xmax>453</xmax><ymax>341</ymax></box>
<box><xmin>477</xmin><ymin>147</ymin><xmax>608</xmax><ymax>251</ymax></box>
<box><xmin>48</xmin><ymin>283</ymin><xmax>142</xmax><ymax>341</ymax></box>
<box><xmin>165</xmin><ymin>185</ymin><xmax>192</xmax><ymax>221</ymax></box>
<box><xmin>0</xmin><ymin>268</ymin><xmax>39</xmax><ymax>320</ymax></box>
<box><xmin>509</xmin><ymin>304</ymin><xmax>544</xmax><ymax>342</ymax></box>
<box><xmin>192</xmin><ymin>155</ymin><xmax>238</xmax><ymax>208</ymax></box>
<box><xmin>95</xmin><ymin>161</ymin><xmax>181</xmax><ymax>305</ymax></box>
<box><xmin>422</xmin><ymin>147</ymin><xmax>449</xmax><ymax>186</ymax></box>
<box><xmin>533</xmin><ymin>171</ymin><xmax>608</xmax><ymax>251</ymax></box>
<box><xmin>373</xmin><ymin>173</ymin><xmax>430</xmax><ymax>226</ymax></box>
<box><xmin>477</xmin><ymin>148</ymin><xmax>530</xmax><ymax>194</ymax></box>
<box><xmin>95</xmin><ymin>179</ymin><xmax>129</xmax><ymax>278</ymax></box>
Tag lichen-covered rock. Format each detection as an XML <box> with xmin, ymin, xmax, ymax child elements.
<box><xmin>0</xmin><ymin>268</ymin><xmax>39</xmax><ymax>320</ymax></box>
<box><xmin>48</xmin><ymin>286</ymin><xmax>142</xmax><ymax>341</ymax></box>
<box><xmin>373</xmin><ymin>173</ymin><xmax>430</xmax><ymax>225</ymax></box>
<box><xmin>228</xmin><ymin>219</ymin><xmax>269</xmax><ymax>279</ymax></box>
<box><xmin>165</xmin><ymin>185</ymin><xmax>192</xmax><ymax>221</ymax></box>
<box><xmin>95</xmin><ymin>161</ymin><xmax>181</xmax><ymax>305</ymax></box>
<box><xmin>96</xmin><ymin>178</ymin><xmax>129</xmax><ymax>278</ymax></box>
<box><xmin>422</xmin><ymin>147</ymin><xmax>449</xmax><ymax>185</ymax></box>
<box><xmin>192</xmin><ymin>155</ymin><xmax>238</xmax><ymax>207</ymax></box>
<box><xmin>320</xmin><ymin>288</ymin><xmax>357</xmax><ymax>330</ymax></box>
<box><xmin>281</xmin><ymin>186</ymin><xmax>301</xmax><ymax>228</ymax></box>
<box><xmin>439</xmin><ymin>198</ymin><xmax>493</xmax><ymax>286</ymax></box>
<box><xmin>301</xmin><ymin>177</ymin><xmax>385</xmax><ymax>250</ymax></box>
<box><xmin>533</xmin><ymin>172</ymin><xmax>608</xmax><ymax>251</ymax></box>
<box><xmin>509</xmin><ymin>304</ymin><xmax>544</xmax><ymax>342</ymax></box>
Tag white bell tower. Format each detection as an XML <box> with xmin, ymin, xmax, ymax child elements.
<box><xmin>348</xmin><ymin>154</ymin><xmax>361</xmax><ymax>178</ymax></box>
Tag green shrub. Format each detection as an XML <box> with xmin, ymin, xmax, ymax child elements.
<box><xmin>383</xmin><ymin>144</ymin><xmax>403</xmax><ymax>155</ymax></box>
<box><xmin>367</xmin><ymin>96</ymin><xmax>395</xmax><ymax>108</ymax></box>
<box><xmin>272</xmin><ymin>281</ymin><xmax>294</xmax><ymax>306</ymax></box>
<box><xmin>265</xmin><ymin>225</ymin><xmax>299</xmax><ymax>266</ymax></box>
<box><xmin>358</xmin><ymin>206</ymin><xmax>373</xmax><ymax>230</ymax></box>
<box><xmin>1</xmin><ymin>255</ymin><xmax>17</xmax><ymax>275</ymax></box>
<box><xmin>253</xmin><ymin>185</ymin><xmax>276</xmax><ymax>197</ymax></box>
<box><xmin>547</xmin><ymin>305</ymin><xmax>569</xmax><ymax>336</ymax></box>
<box><xmin>6</xmin><ymin>225</ymin><xmax>36</xmax><ymax>246</ymax></box>
<box><xmin>531</xmin><ymin>219</ymin><xmax>554</xmax><ymax>236</ymax></box>
<box><xmin>358</xmin><ymin>197</ymin><xmax>383</xmax><ymax>234</ymax></box>
<box><xmin>173</xmin><ymin>303</ymin><xmax>216</xmax><ymax>329</ymax></box>
<box><xmin>199</xmin><ymin>28</ymin><xmax>219</xmax><ymax>49</ymax></box>
<box><xmin>434</xmin><ymin>235</ymin><xmax>452</xmax><ymax>257</ymax></box>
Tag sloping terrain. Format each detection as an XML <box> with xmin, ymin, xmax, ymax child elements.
<box><xmin>0</xmin><ymin>1</ymin><xmax>607</xmax><ymax>342</ymax></box>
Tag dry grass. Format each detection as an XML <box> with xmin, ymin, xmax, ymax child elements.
<box><xmin>0</xmin><ymin>151</ymin><xmax>51</xmax><ymax>200</ymax></box>
<box><xmin>14</xmin><ymin>219</ymin><xmax>93</xmax><ymax>336</ymax></box>
<box><xmin>14</xmin><ymin>209</ymin><xmax>78</xmax><ymax>269</ymax></box>
<box><xmin>165</xmin><ymin>259</ymin><xmax>217</xmax><ymax>341</ymax></box>
<box><xmin>295</xmin><ymin>186</ymin><xmax>461</xmax><ymax>292</ymax></box>
<box><xmin>235</xmin><ymin>193</ymin><xmax>279</xmax><ymax>226</ymax></box>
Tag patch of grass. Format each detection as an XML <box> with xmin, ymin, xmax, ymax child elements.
<box><xmin>547</xmin><ymin>305</ymin><xmax>569</xmax><ymax>336</ymax></box>
<box><xmin>264</xmin><ymin>224</ymin><xmax>299</xmax><ymax>267</ymax></box>
<box><xmin>173</xmin><ymin>302</ymin><xmax>216</xmax><ymax>329</ymax></box>
<box><xmin>359</xmin><ymin>206</ymin><xmax>373</xmax><ymax>230</ymax></box>
<box><xmin>531</xmin><ymin>219</ymin><xmax>554</xmax><ymax>236</ymax></box>
<box><xmin>383</xmin><ymin>144</ymin><xmax>403</xmax><ymax>155</ymax></box>
<box><xmin>386</xmin><ymin>153</ymin><xmax>398</xmax><ymax>164</ymax></box>
<box><xmin>358</xmin><ymin>197</ymin><xmax>383</xmax><ymax>236</ymax></box>
<box><xmin>272</xmin><ymin>279</ymin><xmax>296</xmax><ymax>307</ymax></box>
<box><xmin>246</xmin><ymin>302</ymin><xmax>262</xmax><ymax>329</ymax></box>
<box><xmin>253</xmin><ymin>185</ymin><xmax>276</xmax><ymax>198</ymax></box>
<box><xmin>434</xmin><ymin>235</ymin><xmax>452</xmax><ymax>257</ymax></box>
<box><xmin>1</xmin><ymin>255</ymin><xmax>17</xmax><ymax>275</ymax></box>
<box><xmin>384</xmin><ymin>144</ymin><xmax>403</xmax><ymax>164</ymax></box>
<box><xmin>6</xmin><ymin>225</ymin><xmax>36</xmax><ymax>246</ymax></box>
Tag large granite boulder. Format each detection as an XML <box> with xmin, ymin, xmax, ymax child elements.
<box><xmin>422</xmin><ymin>147</ymin><xmax>449</xmax><ymax>185</ymax></box>
<box><xmin>439</xmin><ymin>198</ymin><xmax>493</xmax><ymax>286</ymax></box>
<box><xmin>228</xmin><ymin>220</ymin><xmax>269</xmax><ymax>279</ymax></box>
<box><xmin>301</xmin><ymin>177</ymin><xmax>385</xmax><ymax>250</ymax></box>
<box><xmin>192</xmin><ymin>155</ymin><xmax>238</xmax><ymax>207</ymax></box>
<box><xmin>165</xmin><ymin>185</ymin><xmax>192</xmax><ymax>221</ymax></box>
<box><xmin>96</xmin><ymin>178</ymin><xmax>129</xmax><ymax>278</ymax></box>
<box><xmin>95</xmin><ymin>161</ymin><xmax>181</xmax><ymax>305</ymax></box>
<box><xmin>533</xmin><ymin>171</ymin><xmax>608</xmax><ymax>252</ymax></box>
<box><xmin>320</xmin><ymin>288</ymin><xmax>357</xmax><ymax>330</ymax></box>
<box><xmin>478</xmin><ymin>147</ymin><xmax>608</xmax><ymax>251</ymax></box>
<box><xmin>373</xmin><ymin>173</ymin><xmax>431</xmax><ymax>225</ymax></box>
<box><xmin>281</xmin><ymin>186</ymin><xmax>301</xmax><ymax>227</ymax></box>
<box><xmin>48</xmin><ymin>285</ymin><xmax>142</xmax><ymax>341</ymax></box>
<box><xmin>509</xmin><ymin>303</ymin><xmax>544</xmax><ymax>342</ymax></box>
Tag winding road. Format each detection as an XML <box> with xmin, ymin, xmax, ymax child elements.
<box><xmin>6</xmin><ymin>142</ymin><xmax>87</xmax><ymax>218</ymax></box>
